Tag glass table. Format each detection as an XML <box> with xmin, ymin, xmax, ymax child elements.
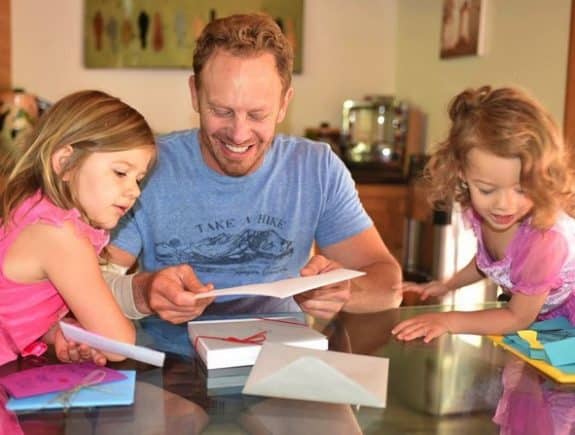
<box><xmin>2</xmin><ymin>303</ymin><xmax>574</xmax><ymax>434</ymax></box>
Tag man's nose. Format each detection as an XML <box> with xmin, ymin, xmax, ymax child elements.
<box><xmin>230</xmin><ymin>117</ymin><xmax>251</xmax><ymax>144</ymax></box>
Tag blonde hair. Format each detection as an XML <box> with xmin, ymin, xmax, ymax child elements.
<box><xmin>424</xmin><ymin>85</ymin><xmax>575</xmax><ymax>229</ymax></box>
<box><xmin>1</xmin><ymin>90</ymin><xmax>155</xmax><ymax>225</ymax></box>
<box><xmin>193</xmin><ymin>13</ymin><xmax>294</xmax><ymax>93</ymax></box>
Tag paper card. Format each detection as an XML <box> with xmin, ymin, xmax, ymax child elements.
<box><xmin>59</xmin><ymin>322</ymin><xmax>165</xmax><ymax>367</ymax></box>
<box><xmin>195</xmin><ymin>269</ymin><xmax>366</xmax><ymax>300</ymax></box>
<box><xmin>503</xmin><ymin>335</ymin><xmax>531</xmax><ymax>355</ymax></box>
<box><xmin>0</xmin><ymin>363</ymin><xmax>125</xmax><ymax>399</ymax></box>
<box><xmin>530</xmin><ymin>317</ymin><xmax>573</xmax><ymax>331</ymax></box>
<box><xmin>544</xmin><ymin>337</ymin><xmax>575</xmax><ymax>367</ymax></box>
<box><xmin>6</xmin><ymin>370</ymin><xmax>136</xmax><ymax>411</ymax></box>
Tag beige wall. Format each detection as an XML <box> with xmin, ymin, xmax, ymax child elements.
<box><xmin>11</xmin><ymin>0</ymin><xmax>396</xmax><ymax>135</ymax></box>
<box><xmin>396</xmin><ymin>0</ymin><xmax>571</xmax><ymax>149</ymax></box>
<box><xmin>12</xmin><ymin>1</ymin><xmax>572</xmax><ymax>141</ymax></box>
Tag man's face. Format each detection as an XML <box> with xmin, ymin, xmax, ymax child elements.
<box><xmin>190</xmin><ymin>50</ymin><xmax>293</xmax><ymax>177</ymax></box>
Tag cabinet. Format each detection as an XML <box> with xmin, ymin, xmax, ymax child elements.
<box><xmin>356</xmin><ymin>183</ymin><xmax>407</xmax><ymax>262</ymax></box>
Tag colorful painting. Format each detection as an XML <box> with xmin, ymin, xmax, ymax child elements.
<box><xmin>84</xmin><ymin>0</ymin><xmax>304</xmax><ymax>72</ymax></box>
<box><xmin>440</xmin><ymin>0</ymin><xmax>485</xmax><ymax>59</ymax></box>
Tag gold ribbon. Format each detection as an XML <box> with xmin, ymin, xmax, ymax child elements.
<box><xmin>46</xmin><ymin>369</ymin><xmax>109</xmax><ymax>411</ymax></box>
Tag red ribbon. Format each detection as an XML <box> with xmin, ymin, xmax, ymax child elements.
<box><xmin>255</xmin><ymin>316</ymin><xmax>306</xmax><ymax>327</ymax></box>
<box><xmin>193</xmin><ymin>330</ymin><xmax>267</xmax><ymax>351</ymax></box>
<box><xmin>192</xmin><ymin>317</ymin><xmax>307</xmax><ymax>351</ymax></box>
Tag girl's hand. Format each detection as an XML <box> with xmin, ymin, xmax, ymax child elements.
<box><xmin>391</xmin><ymin>313</ymin><xmax>451</xmax><ymax>343</ymax></box>
<box><xmin>393</xmin><ymin>280</ymin><xmax>451</xmax><ymax>301</ymax></box>
<box><xmin>44</xmin><ymin>320</ymin><xmax>107</xmax><ymax>366</ymax></box>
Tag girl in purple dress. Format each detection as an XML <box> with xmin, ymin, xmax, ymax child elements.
<box><xmin>392</xmin><ymin>86</ymin><xmax>575</xmax><ymax>343</ymax></box>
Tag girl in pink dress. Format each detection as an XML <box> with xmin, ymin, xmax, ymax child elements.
<box><xmin>0</xmin><ymin>90</ymin><xmax>156</xmax><ymax>365</ymax></box>
<box><xmin>392</xmin><ymin>86</ymin><xmax>575</xmax><ymax>342</ymax></box>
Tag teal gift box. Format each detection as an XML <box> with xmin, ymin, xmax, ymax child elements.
<box><xmin>6</xmin><ymin>370</ymin><xmax>136</xmax><ymax>411</ymax></box>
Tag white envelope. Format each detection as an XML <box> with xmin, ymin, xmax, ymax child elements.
<box><xmin>194</xmin><ymin>269</ymin><xmax>365</xmax><ymax>299</ymax></box>
<box><xmin>242</xmin><ymin>342</ymin><xmax>388</xmax><ymax>408</ymax></box>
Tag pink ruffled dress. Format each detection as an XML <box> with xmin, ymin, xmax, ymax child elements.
<box><xmin>493</xmin><ymin>359</ymin><xmax>575</xmax><ymax>434</ymax></box>
<box><xmin>0</xmin><ymin>191</ymin><xmax>108</xmax><ymax>366</ymax></box>
<box><xmin>466</xmin><ymin>209</ymin><xmax>575</xmax><ymax>323</ymax></box>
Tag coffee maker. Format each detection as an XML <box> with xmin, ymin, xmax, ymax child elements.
<box><xmin>340</xmin><ymin>95</ymin><xmax>409</xmax><ymax>172</ymax></box>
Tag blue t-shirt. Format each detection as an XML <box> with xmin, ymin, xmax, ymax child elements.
<box><xmin>113</xmin><ymin>128</ymin><xmax>371</xmax><ymax>288</ymax></box>
<box><xmin>112</xmin><ymin>129</ymin><xmax>372</xmax><ymax>353</ymax></box>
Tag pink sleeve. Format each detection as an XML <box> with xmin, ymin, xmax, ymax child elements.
<box><xmin>510</xmin><ymin>229</ymin><xmax>567</xmax><ymax>294</ymax></box>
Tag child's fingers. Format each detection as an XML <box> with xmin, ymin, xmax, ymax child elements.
<box><xmin>423</xmin><ymin>327</ymin><xmax>444</xmax><ymax>343</ymax></box>
<box><xmin>392</xmin><ymin>282</ymin><xmax>424</xmax><ymax>293</ymax></box>
<box><xmin>392</xmin><ymin>319</ymin><xmax>427</xmax><ymax>340</ymax></box>
<box><xmin>78</xmin><ymin>344</ymin><xmax>93</xmax><ymax>360</ymax></box>
<box><xmin>57</xmin><ymin>349</ymin><xmax>72</xmax><ymax>363</ymax></box>
<box><xmin>420</xmin><ymin>287</ymin><xmax>439</xmax><ymax>300</ymax></box>
<box><xmin>91</xmin><ymin>349</ymin><xmax>107</xmax><ymax>366</ymax></box>
<box><xmin>66</xmin><ymin>345</ymin><xmax>80</xmax><ymax>362</ymax></box>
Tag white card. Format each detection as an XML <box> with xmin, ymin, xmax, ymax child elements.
<box><xmin>59</xmin><ymin>322</ymin><xmax>165</xmax><ymax>367</ymax></box>
<box><xmin>194</xmin><ymin>268</ymin><xmax>365</xmax><ymax>300</ymax></box>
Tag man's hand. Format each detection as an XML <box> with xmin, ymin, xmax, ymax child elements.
<box><xmin>44</xmin><ymin>320</ymin><xmax>107</xmax><ymax>366</ymax></box>
<box><xmin>294</xmin><ymin>255</ymin><xmax>352</xmax><ymax>320</ymax></box>
<box><xmin>137</xmin><ymin>264</ymin><xmax>215</xmax><ymax>324</ymax></box>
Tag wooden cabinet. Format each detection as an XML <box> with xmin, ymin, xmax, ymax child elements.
<box><xmin>356</xmin><ymin>183</ymin><xmax>407</xmax><ymax>262</ymax></box>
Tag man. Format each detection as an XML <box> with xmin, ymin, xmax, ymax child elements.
<box><xmin>106</xmin><ymin>13</ymin><xmax>402</xmax><ymax>354</ymax></box>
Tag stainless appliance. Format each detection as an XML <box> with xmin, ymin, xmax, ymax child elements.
<box><xmin>341</xmin><ymin>95</ymin><xmax>409</xmax><ymax>170</ymax></box>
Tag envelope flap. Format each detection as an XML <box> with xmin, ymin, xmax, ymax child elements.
<box><xmin>243</xmin><ymin>343</ymin><xmax>388</xmax><ymax>408</ymax></box>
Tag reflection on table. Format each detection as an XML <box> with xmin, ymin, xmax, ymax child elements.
<box><xmin>1</xmin><ymin>303</ymin><xmax>575</xmax><ymax>434</ymax></box>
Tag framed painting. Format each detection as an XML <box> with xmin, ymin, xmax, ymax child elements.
<box><xmin>440</xmin><ymin>0</ymin><xmax>486</xmax><ymax>59</ymax></box>
<box><xmin>84</xmin><ymin>0</ymin><xmax>304</xmax><ymax>72</ymax></box>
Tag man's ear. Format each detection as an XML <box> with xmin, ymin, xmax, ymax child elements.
<box><xmin>189</xmin><ymin>75</ymin><xmax>199</xmax><ymax>113</ymax></box>
<box><xmin>277</xmin><ymin>87</ymin><xmax>294</xmax><ymax>124</ymax></box>
<box><xmin>51</xmin><ymin>145</ymin><xmax>74</xmax><ymax>180</ymax></box>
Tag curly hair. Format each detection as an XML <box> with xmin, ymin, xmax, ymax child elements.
<box><xmin>424</xmin><ymin>85</ymin><xmax>575</xmax><ymax>229</ymax></box>
<box><xmin>192</xmin><ymin>13</ymin><xmax>294</xmax><ymax>94</ymax></box>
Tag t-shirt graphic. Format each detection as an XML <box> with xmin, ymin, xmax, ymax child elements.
<box><xmin>155</xmin><ymin>228</ymin><xmax>293</xmax><ymax>275</ymax></box>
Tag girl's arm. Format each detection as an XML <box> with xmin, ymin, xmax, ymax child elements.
<box><xmin>23</xmin><ymin>221</ymin><xmax>135</xmax><ymax>361</ymax></box>
<box><xmin>397</xmin><ymin>256</ymin><xmax>484</xmax><ymax>300</ymax></box>
<box><xmin>444</xmin><ymin>291</ymin><xmax>548</xmax><ymax>335</ymax></box>
<box><xmin>442</xmin><ymin>255</ymin><xmax>484</xmax><ymax>291</ymax></box>
<box><xmin>393</xmin><ymin>291</ymin><xmax>548</xmax><ymax>342</ymax></box>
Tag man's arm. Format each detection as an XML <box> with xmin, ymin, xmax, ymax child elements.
<box><xmin>320</xmin><ymin>226</ymin><xmax>403</xmax><ymax>312</ymax></box>
<box><xmin>105</xmin><ymin>244</ymin><xmax>215</xmax><ymax>324</ymax></box>
<box><xmin>104</xmin><ymin>245</ymin><xmax>150</xmax><ymax>318</ymax></box>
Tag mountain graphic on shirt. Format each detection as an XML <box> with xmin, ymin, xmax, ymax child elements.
<box><xmin>155</xmin><ymin>229</ymin><xmax>294</xmax><ymax>266</ymax></box>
